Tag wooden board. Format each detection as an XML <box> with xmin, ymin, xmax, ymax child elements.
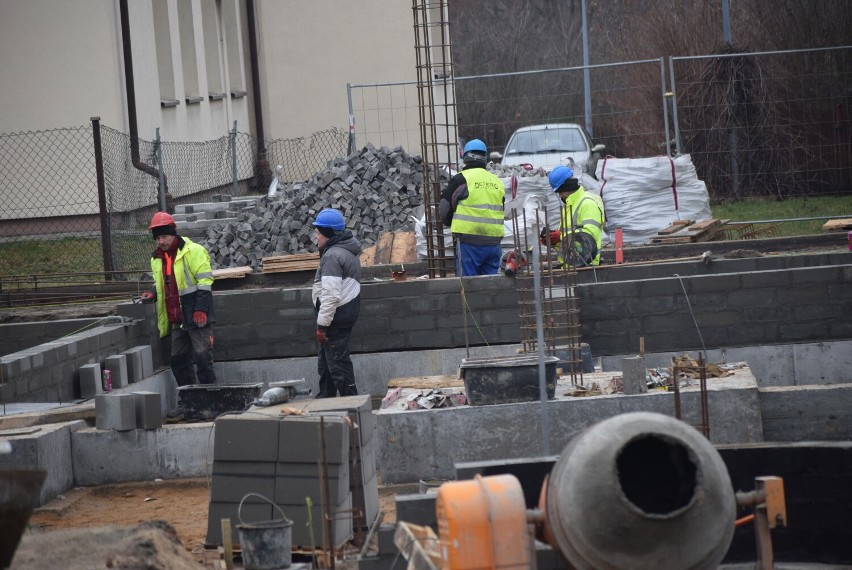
<box><xmin>261</xmin><ymin>252</ymin><xmax>320</xmax><ymax>273</ymax></box>
<box><xmin>212</xmin><ymin>266</ymin><xmax>252</xmax><ymax>279</ymax></box>
<box><xmin>359</xmin><ymin>231</ymin><xmax>418</xmax><ymax>267</ymax></box>
<box><xmin>387</xmin><ymin>375</ymin><xmax>464</xmax><ymax>389</ymax></box>
<box><xmin>822</xmin><ymin>218</ymin><xmax>852</xmax><ymax>232</ymax></box>
<box><xmin>651</xmin><ymin>219</ymin><xmax>724</xmax><ymax>243</ymax></box>
<box><xmin>657</xmin><ymin>220</ymin><xmax>695</xmax><ymax>235</ymax></box>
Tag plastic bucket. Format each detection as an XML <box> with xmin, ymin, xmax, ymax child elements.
<box><xmin>237</xmin><ymin>493</ymin><xmax>293</xmax><ymax>570</ymax></box>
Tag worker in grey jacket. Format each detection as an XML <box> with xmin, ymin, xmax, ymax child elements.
<box><xmin>311</xmin><ymin>208</ymin><xmax>362</xmax><ymax>398</ymax></box>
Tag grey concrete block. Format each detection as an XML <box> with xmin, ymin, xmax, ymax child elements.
<box><xmin>0</xmin><ymin>420</ymin><xmax>86</xmax><ymax>506</ymax></box>
<box><xmin>121</xmin><ymin>347</ymin><xmax>144</xmax><ymax>384</ymax></box>
<box><xmin>274</xmin><ymin>461</ymin><xmax>349</xmax><ymax>505</ymax></box>
<box><xmin>132</xmin><ymin>391</ymin><xmax>162</xmax><ymax>429</ymax></box>
<box><xmin>72</xmin><ymin>423</ymin><xmax>211</xmax><ymax>486</ymax></box>
<box><xmin>207</xmin><ymin>502</ymin><xmax>273</xmax><ymax>545</ymax></box>
<box><xmin>95</xmin><ymin>393</ymin><xmax>137</xmax><ymax>431</ymax></box>
<box><xmin>760</xmin><ymin>384</ymin><xmax>852</xmax><ymax>441</ymax></box>
<box><xmin>210</xmin><ymin>461</ymin><xmax>276</xmax><ymax>503</ymax></box>
<box><xmin>290</xmin><ymin>491</ymin><xmax>352</xmax><ymax>549</ymax></box>
<box><xmin>278</xmin><ymin>415</ymin><xmax>349</xmax><ymax>464</ymax></box>
<box><xmin>395</xmin><ymin>493</ymin><xmax>437</xmax><ymax>528</ymax></box>
<box><xmin>214</xmin><ymin>414</ymin><xmax>280</xmax><ymax>462</ymax></box>
<box><xmin>79</xmin><ymin>362</ymin><xmax>102</xmax><ymax>399</ymax></box>
<box><xmin>104</xmin><ymin>354</ymin><xmax>129</xmax><ymax>389</ymax></box>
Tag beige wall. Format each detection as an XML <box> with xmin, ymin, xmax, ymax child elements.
<box><xmin>0</xmin><ymin>0</ymin><xmax>124</xmax><ymax>132</ymax></box>
<box><xmin>255</xmin><ymin>0</ymin><xmax>418</xmax><ymax>141</ymax></box>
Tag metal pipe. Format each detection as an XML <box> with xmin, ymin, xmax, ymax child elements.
<box><xmin>119</xmin><ymin>0</ymin><xmax>166</xmax><ymax>198</ymax></box>
<box><xmin>91</xmin><ymin>117</ymin><xmax>115</xmax><ymax>279</ymax></box>
<box><xmin>245</xmin><ymin>0</ymin><xmax>270</xmax><ymax>189</ymax></box>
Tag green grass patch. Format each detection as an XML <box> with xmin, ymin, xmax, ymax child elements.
<box><xmin>0</xmin><ymin>235</ymin><xmax>151</xmax><ymax>280</ymax></box>
<box><xmin>711</xmin><ymin>195</ymin><xmax>852</xmax><ymax>237</ymax></box>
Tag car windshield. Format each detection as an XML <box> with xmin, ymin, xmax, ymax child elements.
<box><xmin>505</xmin><ymin>127</ymin><xmax>588</xmax><ymax>155</ymax></box>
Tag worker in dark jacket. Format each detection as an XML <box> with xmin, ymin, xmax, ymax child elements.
<box><xmin>439</xmin><ymin>139</ymin><xmax>506</xmax><ymax>276</ymax></box>
<box><xmin>312</xmin><ymin>208</ymin><xmax>362</xmax><ymax>398</ymax></box>
<box><xmin>140</xmin><ymin>211</ymin><xmax>217</xmax><ymax>386</ymax></box>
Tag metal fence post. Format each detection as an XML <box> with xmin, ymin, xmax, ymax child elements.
<box><xmin>667</xmin><ymin>56</ymin><xmax>684</xmax><ymax>156</ymax></box>
<box><xmin>660</xmin><ymin>57</ymin><xmax>672</xmax><ymax>158</ymax></box>
<box><xmin>347</xmin><ymin>83</ymin><xmax>356</xmax><ymax>155</ymax></box>
<box><xmin>91</xmin><ymin>117</ymin><xmax>115</xmax><ymax>279</ymax></box>
<box><xmin>155</xmin><ymin>128</ymin><xmax>166</xmax><ymax>211</ymax></box>
<box><xmin>231</xmin><ymin>120</ymin><xmax>238</xmax><ymax>196</ymax></box>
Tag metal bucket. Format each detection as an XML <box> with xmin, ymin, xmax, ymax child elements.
<box><xmin>237</xmin><ymin>493</ymin><xmax>293</xmax><ymax>570</ymax></box>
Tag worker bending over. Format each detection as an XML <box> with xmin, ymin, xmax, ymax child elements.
<box><xmin>544</xmin><ymin>165</ymin><xmax>606</xmax><ymax>267</ymax></box>
<box><xmin>440</xmin><ymin>139</ymin><xmax>506</xmax><ymax>276</ymax></box>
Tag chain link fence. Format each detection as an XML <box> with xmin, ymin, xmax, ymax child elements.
<box><xmin>349</xmin><ymin>45</ymin><xmax>851</xmax><ymax>200</ymax></box>
<box><xmin>0</xmin><ymin>123</ymin><xmax>349</xmax><ymax>285</ymax></box>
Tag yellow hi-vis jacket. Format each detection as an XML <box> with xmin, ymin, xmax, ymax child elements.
<box><xmin>450</xmin><ymin>168</ymin><xmax>505</xmax><ymax>238</ymax></box>
<box><xmin>560</xmin><ymin>186</ymin><xmax>605</xmax><ymax>266</ymax></box>
<box><xmin>150</xmin><ymin>236</ymin><xmax>215</xmax><ymax>338</ymax></box>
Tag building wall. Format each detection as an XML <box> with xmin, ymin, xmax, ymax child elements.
<box><xmin>255</xmin><ymin>0</ymin><xmax>418</xmax><ymax>140</ymax></box>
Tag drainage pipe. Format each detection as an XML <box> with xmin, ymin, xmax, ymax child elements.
<box><xmin>119</xmin><ymin>0</ymin><xmax>168</xmax><ymax>208</ymax></box>
<box><xmin>245</xmin><ymin>0</ymin><xmax>270</xmax><ymax>190</ymax></box>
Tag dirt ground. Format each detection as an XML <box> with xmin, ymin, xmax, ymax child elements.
<box><xmin>25</xmin><ymin>477</ymin><xmax>400</xmax><ymax>569</ymax></box>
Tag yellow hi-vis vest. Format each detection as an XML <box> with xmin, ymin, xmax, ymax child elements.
<box><xmin>150</xmin><ymin>237</ymin><xmax>214</xmax><ymax>337</ymax></box>
<box><xmin>560</xmin><ymin>186</ymin><xmax>605</xmax><ymax>266</ymax></box>
<box><xmin>450</xmin><ymin>168</ymin><xmax>505</xmax><ymax>238</ymax></box>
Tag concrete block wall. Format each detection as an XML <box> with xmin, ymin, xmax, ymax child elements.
<box><xmin>1</xmin><ymin>320</ymin><xmax>150</xmax><ymax>404</ymax></box>
<box><xmin>0</xmin><ymin>318</ymin><xmax>101</xmax><ymax>355</ymax></box>
<box><xmin>136</xmin><ymin>260</ymin><xmax>850</xmax><ymax>363</ymax></box>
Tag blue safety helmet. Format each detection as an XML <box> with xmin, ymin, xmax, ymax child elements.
<box><xmin>313</xmin><ymin>208</ymin><xmax>345</xmax><ymax>231</ymax></box>
<box><xmin>548</xmin><ymin>165</ymin><xmax>575</xmax><ymax>192</ymax></box>
<box><xmin>462</xmin><ymin>139</ymin><xmax>488</xmax><ymax>166</ymax></box>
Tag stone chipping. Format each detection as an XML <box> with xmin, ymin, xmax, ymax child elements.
<box><xmin>203</xmin><ymin>144</ymin><xmax>449</xmax><ymax>269</ymax></box>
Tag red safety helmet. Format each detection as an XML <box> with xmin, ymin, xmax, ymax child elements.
<box><xmin>148</xmin><ymin>211</ymin><xmax>176</xmax><ymax>230</ymax></box>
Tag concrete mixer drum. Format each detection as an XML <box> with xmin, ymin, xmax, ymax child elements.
<box><xmin>543</xmin><ymin>412</ymin><xmax>736</xmax><ymax>570</ymax></box>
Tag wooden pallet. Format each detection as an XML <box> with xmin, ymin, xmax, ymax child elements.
<box><xmin>822</xmin><ymin>218</ymin><xmax>852</xmax><ymax>232</ymax></box>
<box><xmin>261</xmin><ymin>252</ymin><xmax>320</xmax><ymax>274</ymax></box>
<box><xmin>650</xmin><ymin>219</ymin><xmax>727</xmax><ymax>243</ymax></box>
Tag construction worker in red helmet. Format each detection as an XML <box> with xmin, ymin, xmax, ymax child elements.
<box><xmin>139</xmin><ymin>211</ymin><xmax>218</xmax><ymax>387</ymax></box>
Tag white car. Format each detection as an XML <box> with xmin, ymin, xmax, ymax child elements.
<box><xmin>490</xmin><ymin>123</ymin><xmax>605</xmax><ymax>175</ymax></box>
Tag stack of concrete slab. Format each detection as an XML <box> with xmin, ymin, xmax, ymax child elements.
<box><xmin>173</xmin><ymin>195</ymin><xmax>258</xmax><ymax>240</ymax></box>
<box><xmin>201</xmin><ymin>144</ymin><xmax>443</xmax><ymax>270</ymax></box>
<box><xmin>207</xmin><ymin>408</ymin><xmax>375</xmax><ymax>549</ymax></box>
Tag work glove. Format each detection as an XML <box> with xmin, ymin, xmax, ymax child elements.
<box><xmin>539</xmin><ymin>229</ymin><xmax>562</xmax><ymax>245</ymax></box>
<box><xmin>192</xmin><ymin>311</ymin><xmax>208</xmax><ymax>327</ymax></box>
<box><xmin>139</xmin><ymin>291</ymin><xmax>155</xmax><ymax>303</ymax></box>
<box><xmin>315</xmin><ymin>328</ymin><xmax>328</xmax><ymax>344</ymax></box>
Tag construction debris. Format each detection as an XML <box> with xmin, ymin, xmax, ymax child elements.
<box><xmin>204</xmin><ymin>144</ymin><xmax>444</xmax><ymax>270</ymax></box>
<box><xmin>386</xmin><ymin>387</ymin><xmax>467</xmax><ymax>410</ymax></box>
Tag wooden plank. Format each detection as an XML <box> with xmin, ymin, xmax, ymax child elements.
<box><xmin>657</xmin><ymin>220</ymin><xmax>695</xmax><ymax>235</ymax></box>
<box><xmin>212</xmin><ymin>266</ymin><xmax>252</xmax><ymax>279</ymax></box>
<box><xmin>822</xmin><ymin>218</ymin><xmax>852</xmax><ymax>232</ymax></box>
<box><xmin>387</xmin><ymin>375</ymin><xmax>463</xmax><ymax>389</ymax></box>
<box><xmin>390</xmin><ymin>232</ymin><xmax>418</xmax><ymax>263</ymax></box>
<box><xmin>262</xmin><ymin>253</ymin><xmax>320</xmax><ymax>263</ymax></box>
<box><xmin>373</xmin><ymin>232</ymin><xmax>395</xmax><ymax>265</ymax></box>
<box><xmin>394</xmin><ymin>522</ymin><xmax>441</xmax><ymax>570</ymax></box>
<box><xmin>688</xmin><ymin>219</ymin><xmax>722</xmax><ymax>232</ymax></box>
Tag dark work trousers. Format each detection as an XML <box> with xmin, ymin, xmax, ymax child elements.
<box><xmin>170</xmin><ymin>323</ymin><xmax>217</xmax><ymax>386</ymax></box>
<box><xmin>317</xmin><ymin>327</ymin><xmax>358</xmax><ymax>398</ymax></box>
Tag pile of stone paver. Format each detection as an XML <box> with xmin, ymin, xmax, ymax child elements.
<box><xmin>203</xmin><ymin>144</ymin><xmax>450</xmax><ymax>269</ymax></box>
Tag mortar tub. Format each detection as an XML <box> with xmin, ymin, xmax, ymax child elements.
<box><xmin>177</xmin><ymin>383</ymin><xmax>263</xmax><ymax>420</ymax></box>
<box><xmin>237</xmin><ymin>493</ymin><xmax>293</xmax><ymax>570</ymax></box>
<box><xmin>460</xmin><ymin>354</ymin><xmax>559</xmax><ymax>405</ymax></box>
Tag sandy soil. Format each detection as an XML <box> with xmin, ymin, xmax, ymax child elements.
<box><xmin>25</xmin><ymin>476</ymin><xmax>400</xmax><ymax>569</ymax></box>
